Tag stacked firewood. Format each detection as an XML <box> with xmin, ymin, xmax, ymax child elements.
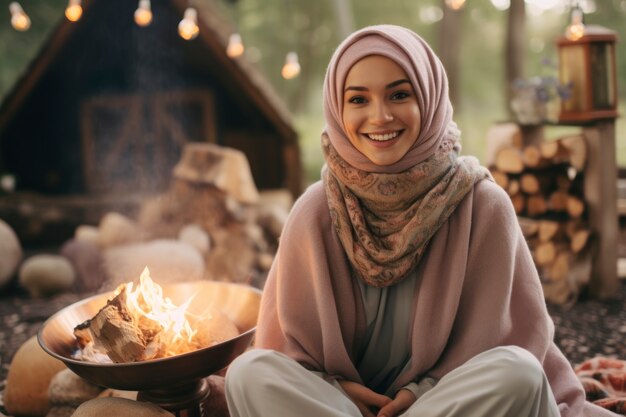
<box><xmin>486</xmin><ymin>124</ymin><xmax>593</xmax><ymax>305</ymax></box>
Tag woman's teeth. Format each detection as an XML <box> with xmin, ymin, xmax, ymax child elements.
<box><xmin>367</xmin><ymin>131</ymin><xmax>399</xmax><ymax>141</ymax></box>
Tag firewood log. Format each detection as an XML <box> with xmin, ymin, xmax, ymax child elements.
<box><xmin>490</xmin><ymin>170</ymin><xmax>509</xmax><ymax>190</ymax></box>
<box><xmin>495</xmin><ymin>147</ymin><xmax>524</xmax><ymax>174</ymax></box>
<box><xmin>510</xmin><ymin>193</ymin><xmax>526</xmax><ymax>215</ymax></box>
<box><xmin>507</xmin><ymin>179</ymin><xmax>520</xmax><ymax>196</ymax></box>
<box><xmin>527</xmin><ymin>195</ymin><xmax>547</xmax><ymax>217</ymax></box>
<box><xmin>534</xmin><ymin>241</ymin><xmax>556</xmax><ymax>266</ymax></box>
<box><xmin>559</xmin><ymin>134</ymin><xmax>587</xmax><ymax>171</ymax></box>
<box><xmin>538</xmin><ymin>220</ymin><xmax>561</xmax><ymax>242</ymax></box>
<box><xmin>522</xmin><ymin>145</ymin><xmax>546</xmax><ymax>169</ymax></box>
<box><xmin>520</xmin><ymin>173</ymin><xmax>540</xmax><ymax>194</ymax></box>
<box><xmin>485</xmin><ymin>123</ymin><xmax>523</xmax><ymax>167</ymax></box>
<box><xmin>549</xmin><ymin>251</ymin><xmax>571</xmax><ymax>281</ymax></box>
<box><xmin>548</xmin><ymin>191</ymin><xmax>569</xmax><ymax>212</ymax></box>
<box><xmin>566</xmin><ymin>196</ymin><xmax>585</xmax><ymax>218</ymax></box>
<box><xmin>539</xmin><ymin>140</ymin><xmax>569</xmax><ymax>163</ymax></box>
<box><xmin>570</xmin><ymin>229</ymin><xmax>591</xmax><ymax>254</ymax></box>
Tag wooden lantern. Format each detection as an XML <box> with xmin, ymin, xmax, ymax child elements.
<box><xmin>557</xmin><ymin>25</ymin><xmax>618</xmax><ymax>123</ymax></box>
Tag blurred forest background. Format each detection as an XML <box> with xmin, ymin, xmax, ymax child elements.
<box><xmin>1</xmin><ymin>0</ymin><xmax>625</xmax><ymax>184</ymax></box>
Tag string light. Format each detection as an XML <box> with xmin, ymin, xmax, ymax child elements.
<box><xmin>178</xmin><ymin>7</ymin><xmax>199</xmax><ymax>40</ymax></box>
<box><xmin>65</xmin><ymin>0</ymin><xmax>82</xmax><ymax>22</ymax></box>
<box><xmin>9</xmin><ymin>2</ymin><xmax>30</xmax><ymax>31</ymax></box>
<box><xmin>281</xmin><ymin>52</ymin><xmax>301</xmax><ymax>80</ymax></box>
<box><xmin>445</xmin><ymin>0</ymin><xmax>466</xmax><ymax>11</ymax></box>
<box><xmin>134</xmin><ymin>0</ymin><xmax>153</xmax><ymax>27</ymax></box>
<box><xmin>565</xmin><ymin>6</ymin><xmax>585</xmax><ymax>41</ymax></box>
<box><xmin>227</xmin><ymin>33</ymin><xmax>244</xmax><ymax>58</ymax></box>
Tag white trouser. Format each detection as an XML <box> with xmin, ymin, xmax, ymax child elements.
<box><xmin>225</xmin><ymin>346</ymin><xmax>561</xmax><ymax>417</ymax></box>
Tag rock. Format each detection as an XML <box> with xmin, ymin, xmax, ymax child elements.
<box><xmin>103</xmin><ymin>239</ymin><xmax>205</xmax><ymax>289</ymax></box>
<box><xmin>46</xmin><ymin>406</ymin><xmax>76</xmax><ymax>417</ymax></box>
<box><xmin>98</xmin><ymin>212</ymin><xmax>143</xmax><ymax>248</ymax></box>
<box><xmin>19</xmin><ymin>255</ymin><xmax>76</xmax><ymax>297</ymax></box>
<box><xmin>71</xmin><ymin>398</ymin><xmax>175</xmax><ymax>417</ymax></box>
<box><xmin>4</xmin><ymin>335</ymin><xmax>66</xmax><ymax>417</ymax></box>
<box><xmin>60</xmin><ymin>239</ymin><xmax>107</xmax><ymax>293</ymax></box>
<box><xmin>173</xmin><ymin>143</ymin><xmax>260</xmax><ymax>204</ymax></box>
<box><xmin>205</xmin><ymin>229</ymin><xmax>256</xmax><ymax>282</ymax></box>
<box><xmin>48</xmin><ymin>369</ymin><xmax>103</xmax><ymax>407</ymax></box>
<box><xmin>74</xmin><ymin>225</ymin><xmax>100</xmax><ymax>246</ymax></box>
<box><xmin>0</xmin><ymin>218</ymin><xmax>22</xmax><ymax>290</ymax></box>
<box><xmin>178</xmin><ymin>224</ymin><xmax>211</xmax><ymax>256</ymax></box>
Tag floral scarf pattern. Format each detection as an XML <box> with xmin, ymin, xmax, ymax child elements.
<box><xmin>322</xmin><ymin>130</ymin><xmax>491</xmax><ymax>288</ymax></box>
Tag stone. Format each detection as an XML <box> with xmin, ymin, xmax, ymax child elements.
<box><xmin>60</xmin><ymin>239</ymin><xmax>107</xmax><ymax>293</ymax></box>
<box><xmin>102</xmin><ymin>239</ymin><xmax>205</xmax><ymax>289</ymax></box>
<box><xmin>178</xmin><ymin>224</ymin><xmax>211</xmax><ymax>256</ymax></box>
<box><xmin>256</xmin><ymin>202</ymin><xmax>289</xmax><ymax>243</ymax></box>
<box><xmin>71</xmin><ymin>398</ymin><xmax>175</xmax><ymax>417</ymax></box>
<box><xmin>0</xmin><ymin>218</ymin><xmax>22</xmax><ymax>290</ymax></box>
<box><xmin>74</xmin><ymin>225</ymin><xmax>100</xmax><ymax>246</ymax></box>
<box><xmin>19</xmin><ymin>254</ymin><xmax>76</xmax><ymax>297</ymax></box>
<box><xmin>98</xmin><ymin>212</ymin><xmax>143</xmax><ymax>248</ymax></box>
<box><xmin>205</xmin><ymin>228</ymin><xmax>256</xmax><ymax>282</ymax></box>
<box><xmin>173</xmin><ymin>143</ymin><xmax>260</xmax><ymax>204</ymax></box>
<box><xmin>48</xmin><ymin>369</ymin><xmax>103</xmax><ymax>407</ymax></box>
<box><xmin>4</xmin><ymin>336</ymin><xmax>66</xmax><ymax>417</ymax></box>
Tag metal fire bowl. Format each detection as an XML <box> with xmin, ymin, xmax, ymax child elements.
<box><xmin>38</xmin><ymin>281</ymin><xmax>261</xmax><ymax>391</ymax></box>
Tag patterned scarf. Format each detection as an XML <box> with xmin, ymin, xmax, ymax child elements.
<box><xmin>323</xmin><ymin>129</ymin><xmax>490</xmax><ymax>288</ymax></box>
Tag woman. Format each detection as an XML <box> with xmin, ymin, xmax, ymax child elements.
<box><xmin>225</xmin><ymin>25</ymin><xmax>617</xmax><ymax>417</ymax></box>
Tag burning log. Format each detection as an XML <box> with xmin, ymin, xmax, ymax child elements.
<box><xmin>73</xmin><ymin>268</ymin><xmax>239</xmax><ymax>363</ymax></box>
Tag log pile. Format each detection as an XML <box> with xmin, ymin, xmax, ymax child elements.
<box><xmin>486</xmin><ymin>124</ymin><xmax>593</xmax><ymax>305</ymax></box>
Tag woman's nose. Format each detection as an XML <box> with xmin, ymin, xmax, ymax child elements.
<box><xmin>370</xmin><ymin>101</ymin><xmax>393</xmax><ymax>125</ymax></box>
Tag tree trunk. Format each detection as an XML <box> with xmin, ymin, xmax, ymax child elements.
<box><xmin>331</xmin><ymin>0</ymin><xmax>355</xmax><ymax>40</ymax></box>
<box><xmin>506</xmin><ymin>0</ymin><xmax>526</xmax><ymax>117</ymax></box>
<box><xmin>438</xmin><ymin>1</ymin><xmax>463</xmax><ymax>109</ymax></box>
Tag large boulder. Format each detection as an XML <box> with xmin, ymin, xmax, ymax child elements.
<box><xmin>178</xmin><ymin>224</ymin><xmax>211</xmax><ymax>256</ymax></box>
<box><xmin>48</xmin><ymin>369</ymin><xmax>103</xmax><ymax>407</ymax></box>
<box><xmin>4</xmin><ymin>336</ymin><xmax>66</xmax><ymax>417</ymax></box>
<box><xmin>173</xmin><ymin>143</ymin><xmax>259</xmax><ymax>204</ymax></box>
<box><xmin>71</xmin><ymin>398</ymin><xmax>174</xmax><ymax>417</ymax></box>
<box><xmin>19</xmin><ymin>255</ymin><xmax>76</xmax><ymax>297</ymax></box>
<box><xmin>0</xmin><ymin>218</ymin><xmax>22</xmax><ymax>290</ymax></box>
<box><xmin>60</xmin><ymin>239</ymin><xmax>106</xmax><ymax>293</ymax></box>
<box><xmin>102</xmin><ymin>239</ymin><xmax>204</xmax><ymax>288</ymax></box>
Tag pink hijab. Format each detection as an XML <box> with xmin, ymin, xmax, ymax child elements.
<box><xmin>323</xmin><ymin>24</ymin><xmax>453</xmax><ymax>173</ymax></box>
<box><xmin>255</xmin><ymin>25</ymin><xmax>614</xmax><ymax>417</ymax></box>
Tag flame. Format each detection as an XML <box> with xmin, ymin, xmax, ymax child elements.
<box><xmin>118</xmin><ymin>267</ymin><xmax>197</xmax><ymax>348</ymax></box>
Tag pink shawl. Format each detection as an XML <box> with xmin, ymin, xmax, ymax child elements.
<box><xmin>255</xmin><ymin>25</ymin><xmax>616</xmax><ymax>417</ymax></box>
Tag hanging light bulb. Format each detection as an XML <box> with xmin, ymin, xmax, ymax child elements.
<box><xmin>134</xmin><ymin>0</ymin><xmax>153</xmax><ymax>27</ymax></box>
<box><xmin>9</xmin><ymin>2</ymin><xmax>30</xmax><ymax>31</ymax></box>
<box><xmin>281</xmin><ymin>52</ymin><xmax>301</xmax><ymax>80</ymax></box>
<box><xmin>445</xmin><ymin>0</ymin><xmax>466</xmax><ymax>10</ymax></box>
<box><xmin>178</xmin><ymin>7</ymin><xmax>199</xmax><ymax>40</ymax></box>
<box><xmin>227</xmin><ymin>33</ymin><xmax>245</xmax><ymax>58</ymax></box>
<box><xmin>565</xmin><ymin>7</ymin><xmax>585</xmax><ymax>41</ymax></box>
<box><xmin>65</xmin><ymin>0</ymin><xmax>82</xmax><ymax>22</ymax></box>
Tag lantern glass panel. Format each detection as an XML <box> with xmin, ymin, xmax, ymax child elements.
<box><xmin>559</xmin><ymin>44</ymin><xmax>587</xmax><ymax>112</ymax></box>
<box><xmin>589</xmin><ymin>43</ymin><xmax>615</xmax><ymax>109</ymax></box>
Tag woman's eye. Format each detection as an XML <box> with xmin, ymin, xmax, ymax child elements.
<box><xmin>391</xmin><ymin>91</ymin><xmax>410</xmax><ymax>100</ymax></box>
<box><xmin>347</xmin><ymin>96</ymin><xmax>366</xmax><ymax>104</ymax></box>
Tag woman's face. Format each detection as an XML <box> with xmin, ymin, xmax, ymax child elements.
<box><xmin>342</xmin><ymin>55</ymin><xmax>421</xmax><ymax>166</ymax></box>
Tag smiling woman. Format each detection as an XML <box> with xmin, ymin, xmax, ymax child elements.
<box><xmin>224</xmin><ymin>24</ymin><xmax>618</xmax><ymax>417</ymax></box>
<box><xmin>342</xmin><ymin>55</ymin><xmax>422</xmax><ymax>166</ymax></box>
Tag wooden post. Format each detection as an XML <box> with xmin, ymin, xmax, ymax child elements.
<box><xmin>582</xmin><ymin>120</ymin><xmax>619</xmax><ymax>298</ymax></box>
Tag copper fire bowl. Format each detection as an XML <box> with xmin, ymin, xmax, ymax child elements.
<box><xmin>38</xmin><ymin>281</ymin><xmax>261</xmax><ymax>391</ymax></box>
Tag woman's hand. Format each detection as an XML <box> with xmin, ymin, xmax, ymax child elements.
<box><xmin>338</xmin><ymin>380</ymin><xmax>392</xmax><ymax>417</ymax></box>
<box><xmin>376</xmin><ymin>389</ymin><xmax>416</xmax><ymax>417</ymax></box>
